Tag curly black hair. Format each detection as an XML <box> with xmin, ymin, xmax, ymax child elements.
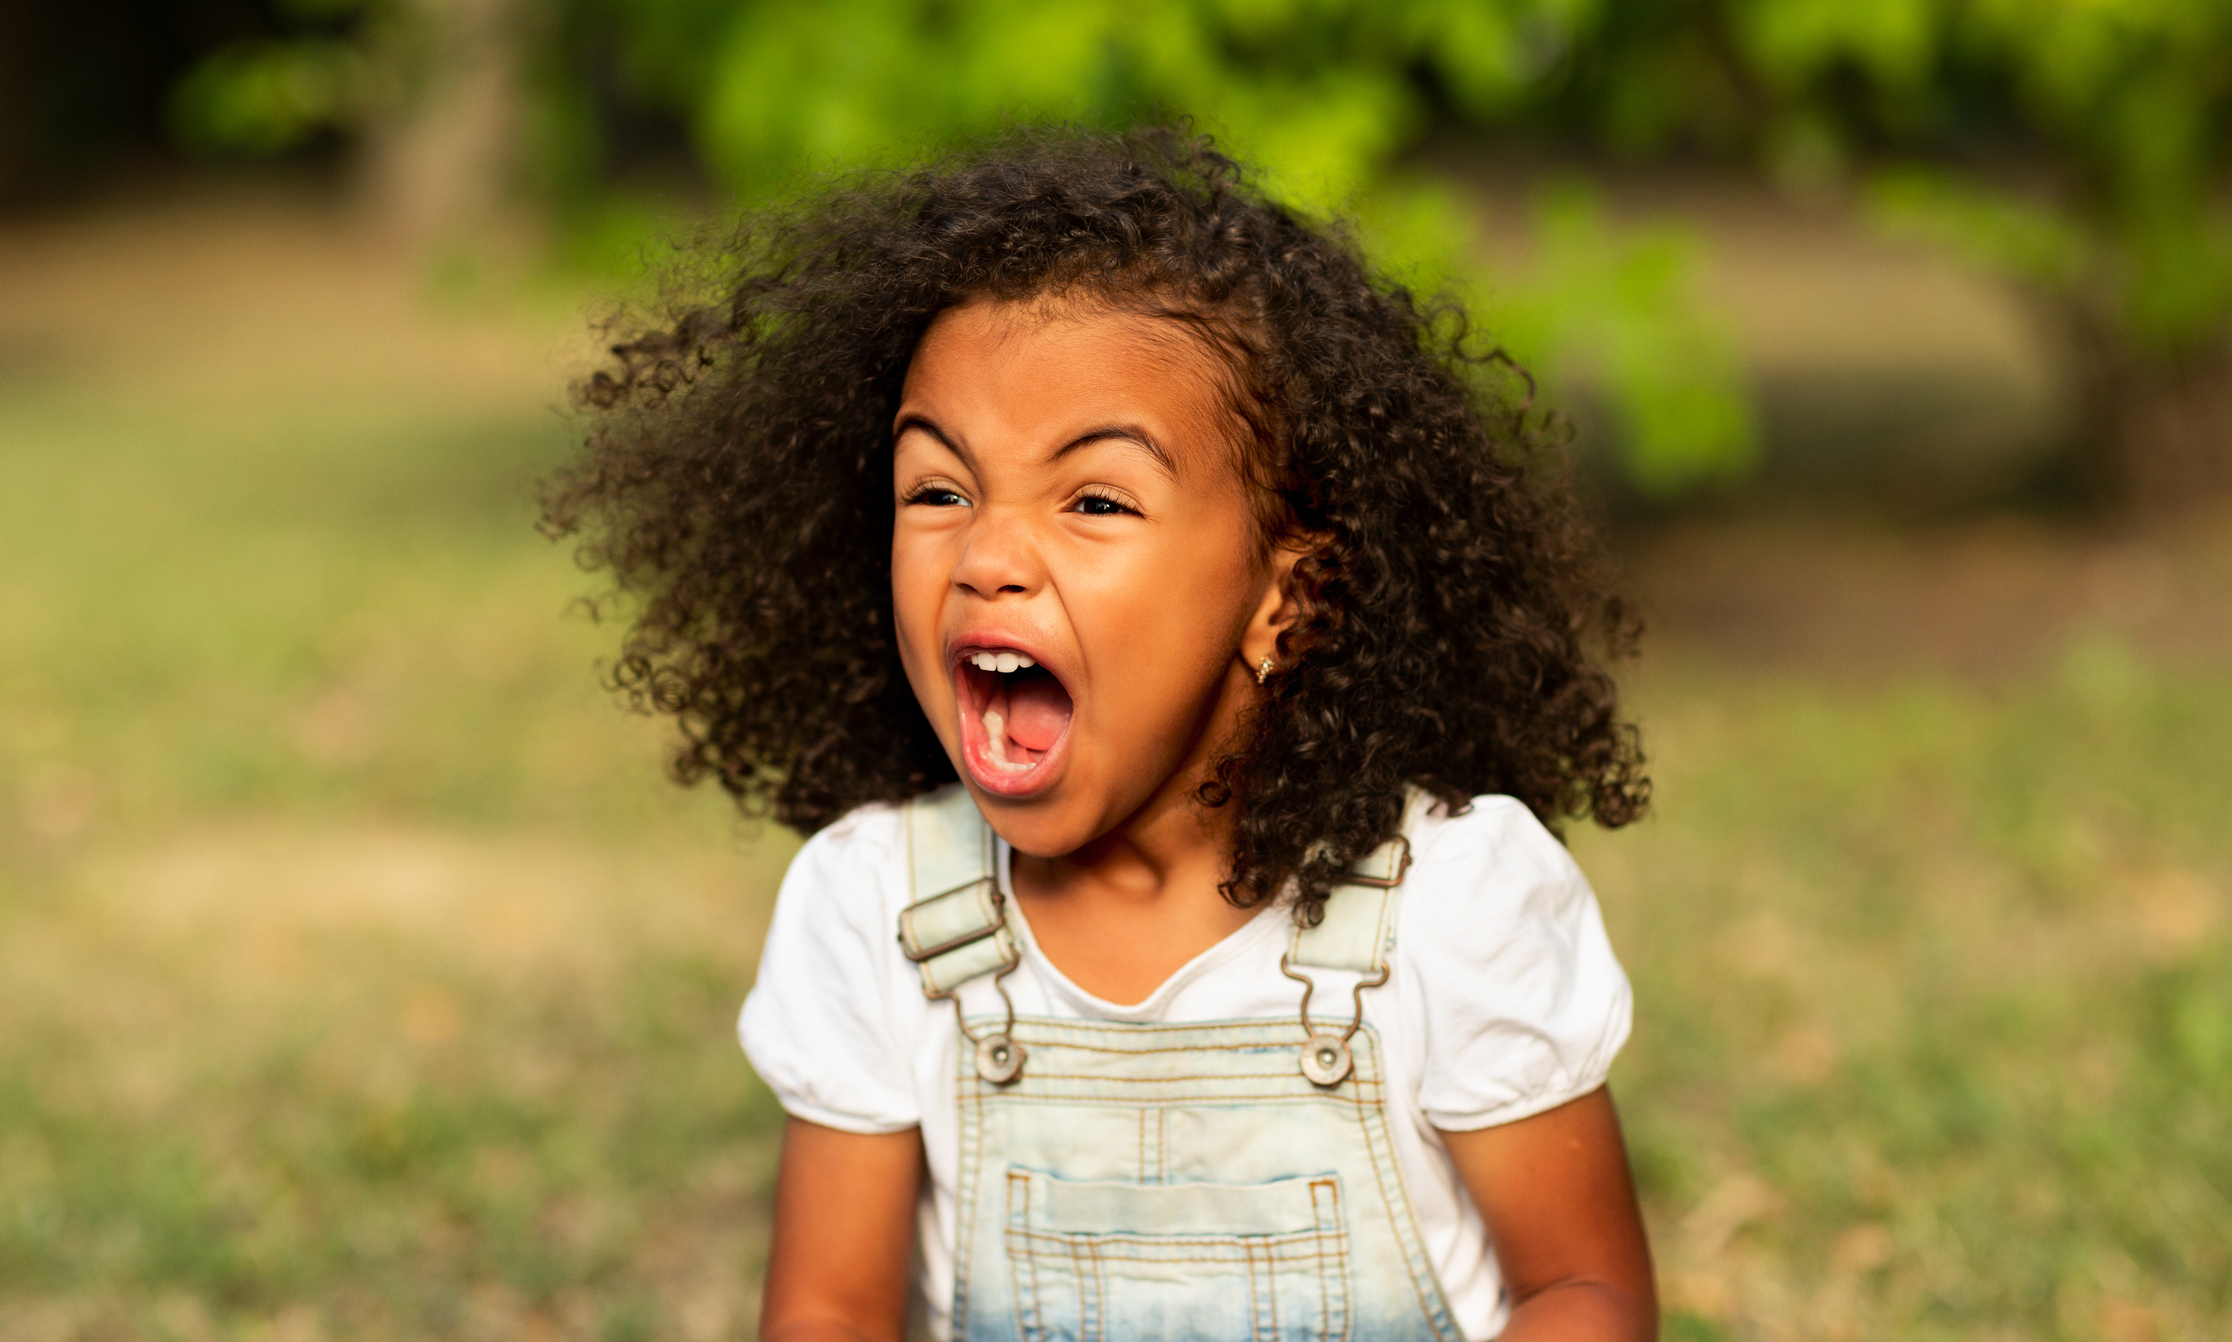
<box><xmin>542</xmin><ymin>123</ymin><xmax>1648</xmax><ymax>922</ymax></box>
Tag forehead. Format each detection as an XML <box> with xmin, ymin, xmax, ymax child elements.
<box><xmin>899</xmin><ymin>297</ymin><xmax>1239</xmax><ymax>465</ymax></box>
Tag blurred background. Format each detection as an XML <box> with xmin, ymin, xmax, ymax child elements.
<box><xmin>3</xmin><ymin>2</ymin><xmax>2228</xmax><ymax>1339</ymax></box>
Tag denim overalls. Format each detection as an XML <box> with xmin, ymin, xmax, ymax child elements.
<box><xmin>896</xmin><ymin>785</ymin><xmax>1466</xmax><ymax>1342</ymax></box>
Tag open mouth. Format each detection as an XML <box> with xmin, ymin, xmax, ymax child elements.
<box><xmin>954</xmin><ymin>648</ymin><xmax>1075</xmax><ymax>794</ymax></box>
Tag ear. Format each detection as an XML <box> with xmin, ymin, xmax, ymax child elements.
<box><xmin>1237</xmin><ymin>541</ymin><xmax>1310</xmax><ymax>680</ymax></box>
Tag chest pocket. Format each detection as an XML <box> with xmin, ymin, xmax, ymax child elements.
<box><xmin>1003</xmin><ymin>1168</ymin><xmax>1351</xmax><ymax>1342</ymax></box>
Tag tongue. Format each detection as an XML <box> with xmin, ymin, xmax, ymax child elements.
<box><xmin>1004</xmin><ymin>673</ymin><xmax>1072</xmax><ymax>752</ymax></box>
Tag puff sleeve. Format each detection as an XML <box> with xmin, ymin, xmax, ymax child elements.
<box><xmin>738</xmin><ymin>810</ymin><xmax>923</xmax><ymax>1133</ymax></box>
<box><xmin>1399</xmin><ymin>796</ymin><xmax>1633</xmax><ymax>1131</ymax></box>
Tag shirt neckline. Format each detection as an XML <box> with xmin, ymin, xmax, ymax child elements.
<box><xmin>994</xmin><ymin>838</ymin><xmax>1289</xmax><ymax>1022</ymax></box>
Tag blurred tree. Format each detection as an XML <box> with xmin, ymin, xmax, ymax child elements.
<box><xmin>169</xmin><ymin>0</ymin><xmax>528</xmax><ymax>249</ymax></box>
<box><xmin>573</xmin><ymin>0</ymin><xmax>1761</xmax><ymax>492</ymax></box>
<box><xmin>1545</xmin><ymin>0</ymin><xmax>2232</xmax><ymax>502</ymax></box>
<box><xmin>178</xmin><ymin>0</ymin><xmax>2232</xmax><ymax>505</ymax></box>
<box><xmin>0</xmin><ymin>0</ymin><xmax>265</xmax><ymax>205</ymax></box>
<box><xmin>163</xmin><ymin>0</ymin><xmax>1762</xmax><ymax>498</ymax></box>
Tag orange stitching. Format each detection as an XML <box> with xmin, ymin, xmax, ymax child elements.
<box><xmin>1004</xmin><ymin>1171</ymin><xmax>1045</xmax><ymax>1342</ymax></box>
<box><xmin>1004</xmin><ymin>1235</ymin><xmax>1347</xmax><ymax>1259</ymax></box>
<box><xmin>958</xmin><ymin>1022</ymin><xmax>1391</xmax><ymax>1055</ymax></box>
<box><xmin>1070</xmin><ymin>1233</ymin><xmax>1094</xmax><ymax>1342</ymax></box>
<box><xmin>1244</xmin><ymin>1237</ymin><xmax>1261</xmax><ymax>1342</ymax></box>
<box><xmin>1263</xmin><ymin>1237</ymin><xmax>1280</xmax><ymax>1342</ymax></box>
<box><xmin>1004</xmin><ymin>1237</ymin><xmax>1348</xmax><ymax>1260</ymax></box>
<box><xmin>950</xmin><ymin>1088</ymin><xmax>982</xmax><ymax>1337</ymax></box>
<box><xmin>1310</xmin><ymin>1179</ymin><xmax>1340</xmax><ymax>1340</ymax></box>
<box><xmin>1005</xmin><ymin>1236</ymin><xmax>1347</xmax><ymax>1255</ymax></box>
<box><xmin>954</xmin><ymin>1020</ymin><xmax>1453</xmax><ymax>1338</ymax></box>
<box><xmin>1005</xmin><ymin>1227</ymin><xmax>1347</xmax><ymax>1248</ymax></box>
<box><xmin>979</xmin><ymin>1090</ymin><xmax>1383</xmax><ymax>1105</ymax></box>
<box><xmin>966</xmin><ymin>1068</ymin><xmax>1381</xmax><ymax>1084</ymax></box>
<box><xmin>1353</xmin><ymin>1098</ymin><xmax>1463</xmax><ymax>1339</ymax></box>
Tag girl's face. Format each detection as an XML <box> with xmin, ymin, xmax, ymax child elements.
<box><xmin>891</xmin><ymin>297</ymin><xmax>1289</xmax><ymax>858</ymax></box>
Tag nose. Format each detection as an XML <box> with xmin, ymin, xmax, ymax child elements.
<box><xmin>949</xmin><ymin>506</ymin><xmax>1041</xmax><ymax>600</ymax></box>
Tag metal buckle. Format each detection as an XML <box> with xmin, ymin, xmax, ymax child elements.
<box><xmin>1279</xmin><ymin>952</ymin><xmax>1389</xmax><ymax>1087</ymax></box>
<box><xmin>907</xmin><ymin>880</ymin><xmax>1026</xmax><ymax>1086</ymax></box>
<box><xmin>897</xmin><ymin>878</ymin><xmax>1003</xmax><ymax>963</ymax></box>
<box><xmin>1341</xmin><ymin>835</ymin><xmax>1411</xmax><ymax>889</ymax></box>
<box><xmin>900</xmin><ymin>922</ymin><xmax>999</xmax><ymax>964</ymax></box>
<box><xmin>933</xmin><ymin>959</ymin><xmax>1026</xmax><ymax>1086</ymax></box>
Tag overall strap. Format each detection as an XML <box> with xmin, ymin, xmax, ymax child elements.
<box><xmin>898</xmin><ymin>785</ymin><xmax>1019</xmax><ymax>998</ymax></box>
<box><xmin>1288</xmin><ymin>786</ymin><xmax>1432</xmax><ymax>975</ymax></box>
<box><xmin>1282</xmin><ymin>787</ymin><xmax>1434</xmax><ymax>1086</ymax></box>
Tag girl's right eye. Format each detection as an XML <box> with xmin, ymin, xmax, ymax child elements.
<box><xmin>904</xmin><ymin>485</ymin><xmax>969</xmax><ymax>507</ymax></box>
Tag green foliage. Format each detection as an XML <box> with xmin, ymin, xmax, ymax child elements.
<box><xmin>1865</xmin><ymin>168</ymin><xmax>2092</xmax><ymax>293</ymax></box>
<box><xmin>172</xmin><ymin>0</ymin><xmax>1759</xmax><ymax>497</ymax></box>
<box><xmin>673</xmin><ymin>0</ymin><xmax>1588</xmax><ymax>209</ymax></box>
<box><xmin>168</xmin><ymin>0</ymin><xmax>2232</xmax><ymax>479</ymax></box>
<box><xmin>1490</xmin><ymin>186</ymin><xmax>1760</xmax><ymax>492</ymax></box>
<box><xmin>1569</xmin><ymin>0</ymin><xmax>2232</xmax><ymax>358</ymax></box>
<box><xmin>171</xmin><ymin>38</ymin><xmax>375</xmax><ymax>154</ymax></box>
<box><xmin>625</xmin><ymin>0</ymin><xmax>1757</xmax><ymax>492</ymax></box>
<box><xmin>168</xmin><ymin>0</ymin><xmax>401</xmax><ymax>156</ymax></box>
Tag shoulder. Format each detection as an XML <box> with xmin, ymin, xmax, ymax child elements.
<box><xmin>1403</xmin><ymin>793</ymin><xmax>1589</xmax><ymax>922</ymax></box>
<box><xmin>1395</xmin><ymin>793</ymin><xmax>1632</xmax><ymax>1128</ymax></box>
<box><xmin>798</xmin><ymin>795</ymin><xmax>908</xmax><ymax>859</ymax></box>
<box><xmin>1392</xmin><ymin>790</ymin><xmax>1618</xmax><ymax>1012</ymax></box>
<box><xmin>766</xmin><ymin>796</ymin><xmax>915</xmax><ymax>946</ymax></box>
<box><xmin>743</xmin><ymin>796</ymin><xmax>928</xmax><ymax>1134</ymax></box>
<box><xmin>787</xmin><ymin>796</ymin><xmax>908</xmax><ymax>890</ymax></box>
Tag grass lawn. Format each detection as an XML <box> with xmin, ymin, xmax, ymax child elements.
<box><xmin>2</xmin><ymin>194</ymin><xmax>2226</xmax><ymax>1341</ymax></box>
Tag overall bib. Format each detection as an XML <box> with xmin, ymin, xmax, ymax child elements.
<box><xmin>896</xmin><ymin>785</ymin><xmax>1467</xmax><ymax>1342</ymax></box>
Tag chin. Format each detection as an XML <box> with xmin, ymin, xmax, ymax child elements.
<box><xmin>960</xmin><ymin>779</ymin><xmax>1096</xmax><ymax>857</ymax></box>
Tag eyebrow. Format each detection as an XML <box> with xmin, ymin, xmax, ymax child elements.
<box><xmin>893</xmin><ymin>413</ymin><xmax>972</xmax><ymax>468</ymax></box>
<box><xmin>1052</xmin><ymin>426</ymin><xmax>1177</xmax><ymax>478</ymax></box>
<box><xmin>894</xmin><ymin>414</ymin><xmax>1177</xmax><ymax>479</ymax></box>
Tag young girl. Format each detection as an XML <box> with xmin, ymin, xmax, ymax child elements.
<box><xmin>547</xmin><ymin>126</ymin><xmax>1656</xmax><ymax>1342</ymax></box>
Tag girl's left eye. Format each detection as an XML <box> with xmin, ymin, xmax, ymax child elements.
<box><xmin>1071</xmin><ymin>492</ymin><xmax>1139</xmax><ymax>517</ymax></box>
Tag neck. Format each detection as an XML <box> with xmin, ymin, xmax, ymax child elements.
<box><xmin>1027</xmin><ymin>778</ymin><xmax>1227</xmax><ymax>902</ymax></box>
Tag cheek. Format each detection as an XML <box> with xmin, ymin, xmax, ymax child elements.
<box><xmin>1074</xmin><ymin>521</ymin><xmax>1260</xmax><ymax>697</ymax></box>
<box><xmin>889</xmin><ymin>535</ymin><xmax>947</xmax><ymax>693</ymax></box>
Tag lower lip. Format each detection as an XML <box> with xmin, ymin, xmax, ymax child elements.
<box><xmin>954</xmin><ymin>665</ymin><xmax>1072</xmax><ymax>798</ymax></box>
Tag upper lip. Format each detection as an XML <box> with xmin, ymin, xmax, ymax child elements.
<box><xmin>947</xmin><ymin>629</ymin><xmax>1064</xmax><ymax>683</ymax></box>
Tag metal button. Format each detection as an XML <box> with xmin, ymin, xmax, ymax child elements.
<box><xmin>975</xmin><ymin>1032</ymin><xmax>1026</xmax><ymax>1085</ymax></box>
<box><xmin>1299</xmin><ymin>1032</ymin><xmax>1353</xmax><ymax>1086</ymax></box>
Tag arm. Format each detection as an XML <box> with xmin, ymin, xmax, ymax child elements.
<box><xmin>760</xmin><ymin>1117</ymin><xmax>925</xmax><ymax>1342</ymax></box>
<box><xmin>1439</xmin><ymin>1085</ymin><xmax>1657</xmax><ymax>1342</ymax></box>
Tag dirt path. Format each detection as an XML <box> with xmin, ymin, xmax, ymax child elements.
<box><xmin>1625</xmin><ymin>508</ymin><xmax>2232</xmax><ymax>684</ymax></box>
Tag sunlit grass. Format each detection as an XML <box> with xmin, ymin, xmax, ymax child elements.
<box><xmin>1590</xmin><ymin>650</ymin><xmax>2232</xmax><ymax>1341</ymax></box>
<box><xmin>0</xmin><ymin>829</ymin><xmax>785</xmax><ymax>1339</ymax></box>
<box><xmin>2</xmin><ymin>204</ymin><xmax>2226</xmax><ymax>1341</ymax></box>
<box><xmin>0</xmin><ymin>262</ymin><xmax>796</xmax><ymax>1337</ymax></box>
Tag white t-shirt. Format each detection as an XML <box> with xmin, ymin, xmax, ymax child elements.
<box><xmin>739</xmin><ymin>792</ymin><xmax>1631</xmax><ymax>1341</ymax></box>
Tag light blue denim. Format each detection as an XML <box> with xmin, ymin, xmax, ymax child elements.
<box><xmin>950</xmin><ymin>1015</ymin><xmax>1465</xmax><ymax>1342</ymax></box>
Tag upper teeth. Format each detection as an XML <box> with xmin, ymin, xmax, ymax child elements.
<box><xmin>968</xmin><ymin>651</ymin><xmax>1035</xmax><ymax>673</ymax></box>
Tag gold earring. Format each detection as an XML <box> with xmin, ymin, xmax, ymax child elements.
<box><xmin>1255</xmin><ymin>657</ymin><xmax>1275</xmax><ymax>685</ymax></box>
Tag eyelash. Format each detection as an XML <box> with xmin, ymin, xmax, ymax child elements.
<box><xmin>1071</xmin><ymin>489</ymin><xmax>1140</xmax><ymax>517</ymax></box>
<box><xmin>900</xmin><ymin>484</ymin><xmax>1141</xmax><ymax>516</ymax></box>
<box><xmin>903</xmin><ymin>484</ymin><xmax>969</xmax><ymax>507</ymax></box>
